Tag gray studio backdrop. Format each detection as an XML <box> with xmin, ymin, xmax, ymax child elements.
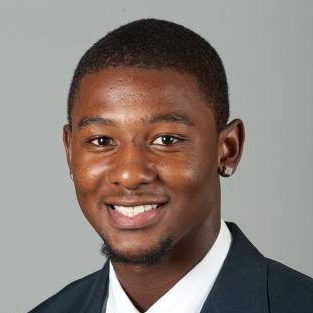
<box><xmin>1</xmin><ymin>1</ymin><xmax>312</xmax><ymax>312</ymax></box>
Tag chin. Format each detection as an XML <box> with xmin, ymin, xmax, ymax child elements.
<box><xmin>101</xmin><ymin>235</ymin><xmax>173</xmax><ymax>266</ymax></box>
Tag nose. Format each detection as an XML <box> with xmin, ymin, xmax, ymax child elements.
<box><xmin>108</xmin><ymin>145</ymin><xmax>157</xmax><ymax>190</ymax></box>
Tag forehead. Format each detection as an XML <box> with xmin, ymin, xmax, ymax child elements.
<box><xmin>72</xmin><ymin>67</ymin><xmax>214</xmax><ymax>127</ymax></box>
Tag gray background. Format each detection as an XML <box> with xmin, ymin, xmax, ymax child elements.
<box><xmin>1</xmin><ymin>0</ymin><xmax>312</xmax><ymax>312</ymax></box>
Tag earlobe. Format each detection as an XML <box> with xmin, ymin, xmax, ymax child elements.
<box><xmin>63</xmin><ymin>124</ymin><xmax>73</xmax><ymax>173</ymax></box>
<box><xmin>218</xmin><ymin>119</ymin><xmax>245</xmax><ymax>177</ymax></box>
<box><xmin>218</xmin><ymin>165</ymin><xmax>234</xmax><ymax>177</ymax></box>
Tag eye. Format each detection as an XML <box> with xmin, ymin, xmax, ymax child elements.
<box><xmin>89</xmin><ymin>136</ymin><xmax>115</xmax><ymax>146</ymax></box>
<box><xmin>152</xmin><ymin>135</ymin><xmax>182</xmax><ymax>146</ymax></box>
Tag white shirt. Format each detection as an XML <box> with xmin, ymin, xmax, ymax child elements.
<box><xmin>105</xmin><ymin>220</ymin><xmax>232</xmax><ymax>313</ymax></box>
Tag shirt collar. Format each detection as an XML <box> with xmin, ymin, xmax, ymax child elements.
<box><xmin>106</xmin><ymin>219</ymin><xmax>232</xmax><ymax>313</ymax></box>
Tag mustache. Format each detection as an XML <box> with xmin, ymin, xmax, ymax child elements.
<box><xmin>106</xmin><ymin>191</ymin><xmax>162</xmax><ymax>198</ymax></box>
<box><xmin>101</xmin><ymin>189</ymin><xmax>169</xmax><ymax>206</ymax></box>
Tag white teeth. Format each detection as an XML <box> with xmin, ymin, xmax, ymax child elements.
<box><xmin>113</xmin><ymin>204</ymin><xmax>159</xmax><ymax>217</ymax></box>
<box><xmin>134</xmin><ymin>205</ymin><xmax>145</xmax><ymax>215</ymax></box>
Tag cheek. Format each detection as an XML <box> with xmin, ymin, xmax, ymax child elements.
<box><xmin>72</xmin><ymin>153</ymin><xmax>108</xmax><ymax>192</ymax></box>
<box><xmin>158</xmin><ymin>152</ymin><xmax>216</xmax><ymax>192</ymax></box>
<box><xmin>71</xmin><ymin>157</ymin><xmax>110</xmax><ymax>226</ymax></box>
<box><xmin>72</xmin><ymin>156</ymin><xmax>110</xmax><ymax>230</ymax></box>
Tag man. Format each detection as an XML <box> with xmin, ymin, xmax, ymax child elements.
<box><xmin>30</xmin><ymin>18</ymin><xmax>313</xmax><ymax>313</ymax></box>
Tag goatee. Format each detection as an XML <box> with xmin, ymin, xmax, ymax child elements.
<box><xmin>101</xmin><ymin>236</ymin><xmax>173</xmax><ymax>266</ymax></box>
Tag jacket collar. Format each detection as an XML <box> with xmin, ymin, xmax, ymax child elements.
<box><xmin>200</xmin><ymin>222</ymin><xmax>269</xmax><ymax>313</ymax></box>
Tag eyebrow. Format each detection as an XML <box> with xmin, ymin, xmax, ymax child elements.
<box><xmin>149</xmin><ymin>112</ymin><xmax>194</xmax><ymax>126</ymax></box>
<box><xmin>78</xmin><ymin>112</ymin><xmax>194</xmax><ymax>129</ymax></box>
<box><xmin>78</xmin><ymin>116</ymin><xmax>116</xmax><ymax>128</ymax></box>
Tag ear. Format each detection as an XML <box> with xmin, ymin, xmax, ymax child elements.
<box><xmin>217</xmin><ymin>119</ymin><xmax>245</xmax><ymax>177</ymax></box>
<box><xmin>63</xmin><ymin>124</ymin><xmax>73</xmax><ymax>173</ymax></box>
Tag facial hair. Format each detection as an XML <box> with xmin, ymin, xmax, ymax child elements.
<box><xmin>101</xmin><ymin>236</ymin><xmax>173</xmax><ymax>266</ymax></box>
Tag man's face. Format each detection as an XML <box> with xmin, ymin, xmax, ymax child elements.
<box><xmin>64</xmin><ymin>67</ymin><xmax>222</xmax><ymax>264</ymax></box>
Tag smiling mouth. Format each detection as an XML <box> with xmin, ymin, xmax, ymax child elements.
<box><xmin>108</xmin><ymin>203</ymin><xmax>164</xmax><ymax>217</ymax></box>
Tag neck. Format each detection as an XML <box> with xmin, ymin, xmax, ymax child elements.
<box><xmin>111</xmin><ymin>217</ymin><xmax>221</xmax><ymax>312</ymax></box>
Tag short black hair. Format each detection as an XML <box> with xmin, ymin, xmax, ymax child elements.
<box><xmin>67</xmin><ymin>18</ymin><xmax>229</xmax><ymax>131</ymax></box>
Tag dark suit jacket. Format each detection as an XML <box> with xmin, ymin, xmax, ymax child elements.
<box><xmin>29</xmin><ymin>222</ymin><xmax>313</xmax><ymax>313</ymax></box>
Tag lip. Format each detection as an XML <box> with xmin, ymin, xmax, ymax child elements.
<box><xmin>106</xmin><ymin>202</ymin><xmax>167</xmax><ymax>229</ymax></box>
<box><xmin>106</xmin><ymin>199</ymin><xmax>168</xmax><ymax>207</ymax></box>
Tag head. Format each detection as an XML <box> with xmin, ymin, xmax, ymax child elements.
<box><xmin>63</xmin><ymin>19</ymin><xmax>244</xmax><ymax>266</ymax></box>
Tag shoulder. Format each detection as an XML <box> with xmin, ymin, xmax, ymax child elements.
<box><xmin>28</xmin><ymin>270</ymin><xmax>101</xmax><ymax>313</ymax></box>
<box><xmin>266</xmin><ymin>258</ymin><xmax>313</xmax><ymax>312</ymax></box>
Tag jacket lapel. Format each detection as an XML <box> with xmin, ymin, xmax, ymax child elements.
<box><xmin>80</xmin><ymin>261</ymin><xmax>110</xmax><ymax>313</ymax></box>
<box><xmin>200</xmin><ymin>222</ymin><xmax>270</xmax><ymax>313</ymax></box>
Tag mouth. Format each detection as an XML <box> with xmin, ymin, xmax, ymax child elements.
<box><xmin>108</xmin><ymin>203</ymin><xmax>163</xmax><ymax>216</ymax></box>
<box><xmin>106</xmin><ymin>202</ymin><xmax>167</xmax><ymax>229</ymax></box>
